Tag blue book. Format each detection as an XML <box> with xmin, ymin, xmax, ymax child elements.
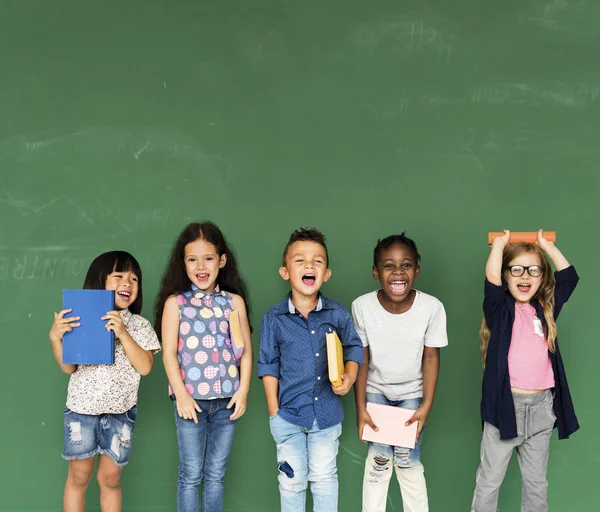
<box><xmin>62</xmin><ymin>290</ymin><xmax>115</xmax><ymax>365</ymax></box>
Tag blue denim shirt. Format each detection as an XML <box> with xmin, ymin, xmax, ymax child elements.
<box><xmin>481</xmin><ymin>265</ymin><xmax>579</xmax><ymax>440</ymax></box>
<box><xmin>258</xmin><ymin>293</ymin><xmax>364</xmax><ymax>430</ymax></box>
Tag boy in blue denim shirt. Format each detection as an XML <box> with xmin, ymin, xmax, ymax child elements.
<box><xmin>258</xmin><ymin>227</ymin><xmax>364</xmax><ymax>512</ymax></box>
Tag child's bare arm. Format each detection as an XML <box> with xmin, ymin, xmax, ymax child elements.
<box><xmin>262</xmin><ymin>376</ymin><xmax>280</xmax><ymax>417</ymax></box>
<box><xmin>486</xmin><ymin>230</ymin><xmax>510</xmax><ymax>285</ymax></box>
<box><xmin>536</xmin><ymin>229</ymin><xmax>569</xmax><ymax>271</ymax></box>
<box><xmin>406</xmin><ymin>347</ymin><xmax>441</xmax><ymax>440</ymax></box>
<box><xmin>354</xmin><ymin>347</ymin><xmax>377</xmax><ymax>440</ymax></box>
<box><xmin>49</xmin><ymin>309</ymin><xmax>79</xmax><ymax>374</ymax></box>
<box><xmin>228</xmin><ymin>294</ymin><xmax>253</xmax><ymax>420</ymax></box>
<box><xmin>162</xmin><ymin>296</ymin><xmax>202</xmax><ymax>423</ymax></box>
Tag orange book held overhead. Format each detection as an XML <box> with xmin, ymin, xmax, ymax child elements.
<box><xmin>488</xmin><ymin>231</ymin><xmax>556</xmax><ymax>245</ymax></box>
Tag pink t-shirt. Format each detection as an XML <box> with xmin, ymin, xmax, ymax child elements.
<box><xmin>508</xmin><ymin>303</ymin><xmax>555</xmax><ymax>390</ymax></box>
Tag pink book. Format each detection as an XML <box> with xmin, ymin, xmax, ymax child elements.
<box><xmin>361</xmin><ymin>402</ymin><xmax>418</xmax><ymax>449</ymax></box>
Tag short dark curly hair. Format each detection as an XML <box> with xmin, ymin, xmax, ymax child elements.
<box><xmin>373</xmin><ymin>233</ymin><xmax>421</xmax><ymax>267</ymax></box>
<box><xmin>282</xmin><ymin>227</ymin><xmax>329</xmax><ymax>267</ymax></box>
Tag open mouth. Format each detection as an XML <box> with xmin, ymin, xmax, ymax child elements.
<box><xmin>517</xmin><ymin>283</ymin><xmax>531</xmax><ymax>294</ymax></box>
<box><xmin>117</xmin><ymin>291</ymin><xmax>131</xmax><ymax>301</ymax></box>
<box><xmin>389</xmin><ymin>280</ymin><xmax>407</xmax><ymax>295</ymax></box>
<box><xmin>196</xmin><ymin>273</ymin><xmax>209</xmax><ymax>282</ymax></box>
<box><xmin>302</xmin><ymin>273</ymin><xmax>316</xmax><ymax>286</ymax></box>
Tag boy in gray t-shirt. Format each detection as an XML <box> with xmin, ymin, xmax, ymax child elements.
<box><xmin>353</xmin><ymin>233</ymin><xmax>448</xmax><ymax>512</ymax></box>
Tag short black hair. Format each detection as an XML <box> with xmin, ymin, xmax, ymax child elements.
<box><xmin>282</xmin><ymin>227</ymin><xmax>329</xmax><ymax>267</ymax></box>
<box><xmin>373</xmin><ymin>233</ymin><xmax>421</xmax><ymax>267</ymax></box>
<box><xmin>83</xmin><ymin>251</ymin><xmax>143</xmax><ymax>314</ymax></box>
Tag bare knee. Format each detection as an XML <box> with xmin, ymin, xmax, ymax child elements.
<box><xmin>97</xmin><ymin>466</ymin><xmax>122</xmax><ymax>490</ymax></box>
<box><xmin>67</xmin><ymin>460</ymin><xmax>94</xmax><ymax>488</ymax></box>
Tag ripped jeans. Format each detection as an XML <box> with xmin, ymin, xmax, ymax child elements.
<box><xmin>62</xmin><ymin>406</ymin><xmax>137</xmax><ymax>466</ymax></box>
<box><xmin>269</xmin><ymin>414</ymin><xmax>341</xmax><ymax>512</ymax></box>
<box><xmin>363</xmin><ymin>393</ymin><xmax>428</xmax><ymax>512</ymax></box>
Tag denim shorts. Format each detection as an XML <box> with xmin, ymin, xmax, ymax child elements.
<box><xmin>62</xmin><ymin>406</ymin><xmax>137</xmax><ymax>467</ymax></box>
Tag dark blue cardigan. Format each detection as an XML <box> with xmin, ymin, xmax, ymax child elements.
<box><xmin>480</xmin><ymin>265</ymin><xmax>579</xmax><ymax>440</ymax></box>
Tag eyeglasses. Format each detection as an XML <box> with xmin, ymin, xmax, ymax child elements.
<box><xmin>503</xmin><ymin>265</ymin><xmax>545</xmax><ymax>278</ymax></box>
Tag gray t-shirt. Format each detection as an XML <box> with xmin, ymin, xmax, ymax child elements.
<box><xmin>352</xmin><ymin>290</ymin><xmax>448</xmax><ymax>400</ymax></box>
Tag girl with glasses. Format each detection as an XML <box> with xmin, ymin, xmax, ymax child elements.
<box><xmin>471</xmin><ymin>230</ymin><xmax>580</xmax><ymax>512</ymax></box>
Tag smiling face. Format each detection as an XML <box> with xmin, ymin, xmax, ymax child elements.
<box><xmin>504</xmin><ymin>251</ymin><xmax>543</xmax><ymax>305</ymax></box>
<box><xmin>373</xmin><ymin>242</ymin><xmax>420</xmax><ymax>309</ymax></box>
<box><xmin>279</xmin><ymin>240</ymin><xmax>331</xmax><ymax>299</ymax></box>
<box><xmin>105</xmin><ymin>268</ymin><xmax>139</xmax><ymax>310</ymax></box>
<box><xmin>184</xmin><ymin>238</ymin><xmax>226</xmax><ymax>293</ymax></box>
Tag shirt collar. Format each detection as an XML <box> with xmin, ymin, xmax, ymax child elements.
<box><xmin>275</xmin><ymin>293</ymin><xmax>332</xmax><ymax>315</ymax></box>
<box><xmin>190</xmin><ymin>284</ymin><xmax>222</xmax><ymax>298</ymax></box>
<box><xmin>119</xmin><ymin>309</ymin><xmax>132</xmax><ymax>323</ymax></box>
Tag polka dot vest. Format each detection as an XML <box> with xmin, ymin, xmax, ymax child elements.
<box><xmin>169</xmin><ymin>285</ymin><xmax>240</xmax><ymax>400</ymax></box>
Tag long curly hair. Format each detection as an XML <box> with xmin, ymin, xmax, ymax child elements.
<box><xmin>154</xmin><ymin>222</ymin><xmax>251</xmax><ymax>339</ymax></box>
<box><xmin>480</xmin><ymin>243</ymin><xmax>556</xmax><ymax>366</ymax></box>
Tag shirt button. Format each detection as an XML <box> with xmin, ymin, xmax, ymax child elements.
<box><xmin>315</xmin><ymin>353</ymin><xmax>319</xmax><ymax>357</ymax></box>
<box><xmin>314</xmin><ymin>397</ymin><xmax>318</xmax><ymax>401</ymax></box>
<box><xmin>311</xmin><ymin>330</ymin><xmax>315</xmax><ymax>334</ymax></box>
<box><xmin>317</xmin><ymin>376</ymin><xmax>321</xmax><ymax>380</ymax></box>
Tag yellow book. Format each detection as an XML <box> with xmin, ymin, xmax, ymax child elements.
<box><xmin>326</xmin><ymin>331</ymin><xmax>345</xmax><ymax>387</ymax></box>
<box><xmin>229</xmin><ymin>310</ymin><xmax>244</xmax><ymax>361</ymax></box>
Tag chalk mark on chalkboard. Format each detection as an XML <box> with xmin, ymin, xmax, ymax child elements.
<box><xmin>340</xmin><ymin>445</ymin><xmax>365</xmax><ymax>466</ymax></box>
<box><xmin>351</xmin><ymin>18</ymin><xmax>455</xmax><ymax>67</ymax></box>
<box><xmin>134</xmin><ymin>137</ymin><xmax>152</xmax><ymax>161</ymax></box>
<box><xmin>0</xmin><ymin>182</ymin><xmax>28</xmax><ymax>216</ymax></box>
<box><xmin>518</xmin><ymin>0</ymin><xmax>597</xmax><ymax>33</ymax></box>
<box><xmin>470</xmin><ymin>83</ymin><xmax>599</xmax><ymax>110</ymax></box>
<box><xmin>433</xmin><ymin>135</ymin><xmax>484</xmax><ymax>174</ymax></box>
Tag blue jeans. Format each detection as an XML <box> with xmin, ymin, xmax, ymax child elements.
<box><xmin>269</xmin><ymin>414</ymin><xmax>341</xmax><ymax>512</ymax></box>
<box><xmin>174</xmin><ymin>399</ymin><xmax>236</xmax><ymax>512</ymax></box>
<box><xmin>363</xmin><ymin>393</ymin><xmax>428</xmax><ymax>512</ymax></box>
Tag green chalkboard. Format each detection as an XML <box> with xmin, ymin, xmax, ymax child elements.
<box><xmin>1</xmin><ymin>1</ymin><xmax>598</xmax><ymax>510</ymax></box>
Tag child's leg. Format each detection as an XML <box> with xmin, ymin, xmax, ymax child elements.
<box><xmin>62</xmin><ymin>408</ymin><xmax>100</xmax><ymax>512</ymax></box>
<box><xmin>97</xmin><ymin>454</ymin><xmax>124</xmax><ymax>512</ymax></box>
<box><xmin>363</xmin><ymin>442</ymin><xmax>395</xmax><ymax>511</ymax></box>
<box><xmin>201</xmin><ymin>399</ymin><xmax>237</xmax><ymax>512</ymax></box>
<box><xmin>174</xmin><ymin>400</ymin><xmax>209</xmax><ymax>512</ymax></box>
<box><xmin>306</xmin><ymin>420</ymin><xmax>342</xmax><ymax>512</ymax></box>
<box><xmin>96</xmin><ymin>407</ymin><xmax>137</xmax><ymax>512</ymax></box>
<box><xmin>471</xmin><ymin>422</ymin><xmax>520</xmax><ymax>512</ymax></box>
<box><xmin>515</xmin><ymin>391</ymin><xmax>555</xmax><ymax>512</ymax></box>
<box><xmin>362</xmin><ymin>392</ymin><xmax>395</xmax><ymax>512</ymax></box>
<box><xmin>393</xmin><ymin>398</ymin><xmax>428</xmax><ymax>512</ymax></box>
<box><xmin>64</xmin><ymin>458</ymin><xmax>95</xmax><ymax>512</ymax></box>
<box><xmin>269</xmin><ymin>414</ymin><xmax>309</xmax><ymax>512</ymax></box>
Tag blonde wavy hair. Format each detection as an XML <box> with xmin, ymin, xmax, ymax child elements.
<box><xmin>480</xmin><ymin>243</ymin><xmax>557</xmax><ymax>366</ymax></box>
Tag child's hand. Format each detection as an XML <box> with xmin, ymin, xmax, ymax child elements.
<box><xmin>227</xmin><ymin>389</ymin><xmax>248</xmax><ymax>420</ymax></box>
<box><xmin>405</xmin><ymin>405</ymin><xmax>431</xmax><ymax>442</ymax></box>
<box><xmin>102</xmin><ymin>311</ymin><xmax>127</xmax><ymax>338</ymax></box>
<box><xmin>492</xmin><ymin>229</ymin><xmax>511</xmax><ymax>249</ymax></box>
<box><xmin>357</xmin><ymin>408</ymin><xmax>378</xmax><ymax>442</ymax></box>
<box><xmin>176</xmin><ymin>393</ymin><xmax>202</xmax><ymax>423</ymax></box>
<box><xmin>49</xmin><ymin>309</ymin><xmax>80</xmax><ymax>343</ymax></box>
<box><xmin>535</xmin><ymin>229</ymin><xmax>555</xmax><ymax>252</ymax></box>
<box><xmin>332</xmin><ymin>372</ymin><xmax>355</xmax><ymax>396</ymax></box>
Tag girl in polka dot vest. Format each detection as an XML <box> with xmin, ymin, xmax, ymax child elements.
<box><xmin>155</xmin><ymin>221</ymin><xmax>253</xmax><ymax>512</ymax></box>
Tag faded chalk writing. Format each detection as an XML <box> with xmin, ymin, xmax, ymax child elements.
<box><xmin>351</xmin><ymin>19</ymin><xmax>455</xmax><ymax>66</ymax></box>
<box><xmin>0</xmin><ymin>255</ymin><xmax>86</xmax><ymax>281</ymax></box>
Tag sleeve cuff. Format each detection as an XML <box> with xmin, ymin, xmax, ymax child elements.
<box><xmin>555</xmin><ymin>265</ymin><xmax>578</xmax><ymax>282</ymax></box>
<box><xmin>343</xmin><ymin>346</ymin><xmax>364</xmax><ymax>365</ymax></box>
<box><xmin>484</xmin><ymin>279</ymin><xmax>506</xmax><ymax>297</ymax></box>
<box><xmin>257</xmin><ymin>362</ymin><xmax>280</xmax><ymax>379</ymax></box>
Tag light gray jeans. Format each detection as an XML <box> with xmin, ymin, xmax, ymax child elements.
<box><xmin>471</xmin><ymin>389</ymin><xmax>556</xmax><ymax>512</ymax></box>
